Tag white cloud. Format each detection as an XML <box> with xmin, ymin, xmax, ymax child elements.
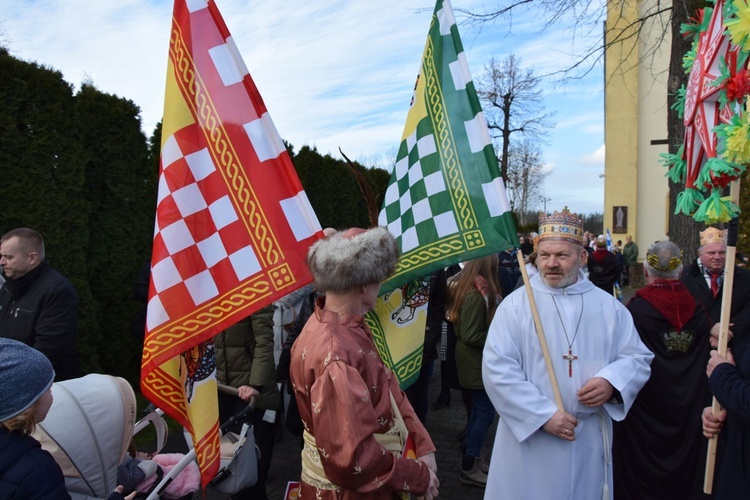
<box><xmin>581</xmin><ymin>145</ymin><xmax>605</xmax><ymax>166</ymax></box>
<box><xmin>0</xmin><ymin>0</ymin><xmax>605</xmax><ymax>213</ymax></box>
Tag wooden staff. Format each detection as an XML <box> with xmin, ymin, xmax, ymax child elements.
<box><xmin>516</xmin><ymin>248</ymin><xmax>564</xmax><ymax>412</ymax></box>
<box><xmin>704</xmin><ymin>184</ymin><xmax>741</xmax><ymax>494</ymax></box>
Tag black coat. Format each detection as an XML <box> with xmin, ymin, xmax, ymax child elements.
<box><xmin>0</xmin><ymin>429</ymin><xmax>70</xmax><ymax>499</ymax></box>
<box><xmin>708</xmin><ymin>328</ymin><xmax>750</xmax><ymax>499</ymax></box>
<box><xmin>423</xmin><ymin>269</ymin><xmax>448</xmax><ymax>365</ymax></box>
<box><xmin>0</xmin><ymin>261</ymin><xmax>79</xmax><ymax>380</ymax></box>
<box><xmin>681</xmin><ymin>260</ymin><xmax>750</xmax><ymax>327</ymax></box>
<box><xmin>613</xmin><ymin>291</ymin><xmax>712</xmax><ymax>500</ymax></box>
<box><xmin>587</xmin><ymin>249</ymin><xmax>621</xmax><ymax>294</ymax></box>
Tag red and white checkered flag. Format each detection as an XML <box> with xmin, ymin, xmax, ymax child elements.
<box><xmin>141</xmin><ymin>0</ymin><xmax>321</xmax><ymax>485</ymax></box>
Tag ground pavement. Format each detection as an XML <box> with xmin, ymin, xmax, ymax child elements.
<box><xmin>181</xmin><ymin>284</ymin><xmax>641</xmax><ymax>500</ymax></box>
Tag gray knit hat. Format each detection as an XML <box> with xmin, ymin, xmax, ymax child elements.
<box><xmin>307</xmin><ymin>227</ymin><xmax>399</xmax><ymax>293</ymax></box>
<box><xmin>0</xmin><ymin>338</ymin><xmax>55</xmax><ymax>422</ymax></box>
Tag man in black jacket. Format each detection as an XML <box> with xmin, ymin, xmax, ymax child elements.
<box><xmin>681</xmin><ymin>227</ymin><xmax>750</xmax><ymax>331</ymax></box>
<box><xmin>0</xmin><ymin>228</ymin><xmax>78</xmax><ymax>380</ymax></box>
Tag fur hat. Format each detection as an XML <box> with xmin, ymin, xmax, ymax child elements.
<box><xmin>307</xmin><ymin>227</ymin><xmax>399</xmax><ymax>292</ymax></box>
<box><xmin>0</xmin><ymin>338</ymin><xmax>55</xmax><ymax>422</ymax></box>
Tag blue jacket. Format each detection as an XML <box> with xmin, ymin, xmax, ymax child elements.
<box><xmin>0</xmin><ymin>428</ymin><xmax>70</xmax><ymax>499</ymax></box>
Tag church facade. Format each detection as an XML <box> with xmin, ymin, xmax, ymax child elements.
<box><xmin>603</xmin><ymin>0</ymin><xmax>672</xmax><ymax>262</ymax></box>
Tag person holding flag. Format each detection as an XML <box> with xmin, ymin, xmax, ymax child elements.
<box><xmin>141</xmin><ymin>0</ymin><xmax>323</xmax><ymax>487</ymax></box>
<box><xmin>481</xmin><ymin>208</ymin><xmax>653</xmax><ymax>499</ymax></box>
<box><xmin>289</xmin><ymin>227</ymin><xmax>439</xmax><ymax>500</ymax></box>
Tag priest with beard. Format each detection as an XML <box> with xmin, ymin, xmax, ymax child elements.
<box><xmin>482</xmin><ymin>208</ymin><xmax>652</xmax><ymax>500</ymax></box>
<box><xmin>613</xmin><ymin>240</ymin><xmax>713</xmax><ymax>500</ymax></box>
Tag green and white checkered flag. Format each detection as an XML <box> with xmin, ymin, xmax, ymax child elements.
<box><xmin>378</xmin><ymin>0</ymin><xmax>518</xmax><ymax>294</ymax></box>
<box><xmin>367</xmin><ymin>0</ymin><xmax>519</xmax><ymax>389</ymax></box>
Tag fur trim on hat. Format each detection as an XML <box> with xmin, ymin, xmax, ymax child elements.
<box><xmin>307</xmin><ymin>227</ymin><xmax>399</xmax><ymax>292</ymax></box>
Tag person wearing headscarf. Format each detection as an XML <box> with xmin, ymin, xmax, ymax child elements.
<box><xmin>289</xmin><ymin>227</ymin><xmax>439</xmax><ymax>500</ymax></box>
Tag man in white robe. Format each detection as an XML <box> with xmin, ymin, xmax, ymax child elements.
<box><xmin>482</xmin><ymin>208</ymin><xmax>653</xmax><ymax>499</ymax></box>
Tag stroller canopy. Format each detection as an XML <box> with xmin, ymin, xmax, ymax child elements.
<box><xmin>32</xmin><ymin>374</ymin><xmax>136</xmax><ymax>499</ymax></box>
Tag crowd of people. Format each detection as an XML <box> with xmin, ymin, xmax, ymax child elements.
<box><xmin>2</xmin><ymin>214</ymin><xmax>749</xmax><ymax>499</ymax></box>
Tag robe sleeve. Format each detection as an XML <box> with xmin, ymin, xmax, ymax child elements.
<box><xmin>482</xmin><ymin>299</ymin><xmax>559</xmax><ymax>443</ymax></box>
<box><xmin>596</xmin><ymin>304</ymin><xmax>653</xmax><ymax>421</ymax></box>
<box><xmin>308</xmin><ymin>360</ymin><xmax>431</xmax><ymax>495</ymax></box>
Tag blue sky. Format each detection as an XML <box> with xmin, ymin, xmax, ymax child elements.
<box><xmin>0</xmin><ymin>0</ymin><xmax>606</xmax><ymax>214</ymax></box>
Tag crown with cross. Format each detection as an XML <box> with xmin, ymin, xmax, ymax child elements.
<box><xmin>538</xmin><ymin>207</ymin><xmax>584</xmax><ymax>246</ymax></box>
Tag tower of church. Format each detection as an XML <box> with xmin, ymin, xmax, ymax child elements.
<box><xmin>603</xmin><ymin>0</ymin><xmax>672</xmax><ymax>260</ymax></box>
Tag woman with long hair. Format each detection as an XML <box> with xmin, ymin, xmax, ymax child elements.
<box><xmin>447</xmin><ymin>253</ymin><xmax>501</xmax><ymax>487</ymax></box>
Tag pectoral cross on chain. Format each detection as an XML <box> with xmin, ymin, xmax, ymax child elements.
<box><xmin>562</xmin><ymin>348</ymin><xmax>578</xmax><ymax>377</ymax></box>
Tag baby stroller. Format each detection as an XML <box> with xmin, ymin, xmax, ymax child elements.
<box><xmin>31</xmin><ymin>374</ymin><xmax>257</xmax><ymax>499</ymax></box>
<box><xmin>142</xmin><ymin>384</ymin><xmax>259</xmax><ymax>500</ymax></box>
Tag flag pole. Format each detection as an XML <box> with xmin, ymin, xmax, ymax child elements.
<box><xmin>516</xmin><ymin>249</ymin><xmax>564</xmax><ymax>412</ymax></box>
<box><xmin>704</xmin><ymin>182</ymin><xmax>741</xmax><ymax>494</ymax></box>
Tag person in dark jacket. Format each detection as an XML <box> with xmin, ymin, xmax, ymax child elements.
<box><xmin>214</xmin><ymin>304</ymin><xmax>279</xmax><ymax>500</ymax></box>
<box><xmin>519</xmin><ymin>235</ymin><xmax>534</xmax><ymax>256</ymax></box>
<box><xmin>0</xmin><ymin>338</ymin><xmax>132</xmax><ymax>500</ymax></box>
<box><xmin>586</xmin><ymin>235</ymin><xmax>622</xmax><ymax>294</ymax></box>
<box><xmin>497</xmin><ymin>248</ymin><xmax>521</xmax><ymax>290</ymax></box>
<box><xmin>0</xmin><ymin>228</ymin><xmax>79</xmax><ymax>380</ymax></box>
<box><xmin>613</xmin><ymin>241</ymin><xmax>712</xmax><ymax>500</ymax></box>
<box><xmin>681</xmin><ymin>227</ymin><xmax>750</xmax><ymax>329</ymax></box>
<box><xmin>701</xmin><ymin>326</ymin><xmax>750</xmax><ymax>499</ymax></box>
<box><xmin>405</xmin><ymin>269</ymin><xmax>448</xmax><ymax>424</ymax></box>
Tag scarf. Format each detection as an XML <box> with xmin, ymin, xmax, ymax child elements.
<box><xmin>633</xmin><ymin>279</ymin><xmax>696</xmax><ymax>331</ymax></box>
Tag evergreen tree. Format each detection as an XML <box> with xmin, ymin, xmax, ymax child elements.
<box><xmin>0</xmin><ymin>48</ymin><xmax>94</xmax><ymax>374</ymax></box>
<box><xmin>75</xmin><ymin>84</ymin><xmax>156</xmax><ymax>379</ymax></box>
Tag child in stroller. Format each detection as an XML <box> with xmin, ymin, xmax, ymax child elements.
<box><xmin>0</xmin><ymin>338</ymin><xmax>133</xmax><ymax>499</ymax></box>
<box><xmin>25</xmin><ymin>365</ymin><xmax>255</xmax><ymax>500</ymax></box>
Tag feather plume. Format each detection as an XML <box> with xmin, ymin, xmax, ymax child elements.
<box><xmin>339</xmin><ymin>148</ymin><xmax>380</xmax><ymax>228</ymax></box>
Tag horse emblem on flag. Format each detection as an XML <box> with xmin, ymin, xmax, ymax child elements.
<box><xmin>366</xmin><ymin>0</ymin><xmax>518</xmax><ymax>388</ymax></box>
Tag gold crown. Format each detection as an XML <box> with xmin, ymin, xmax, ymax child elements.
<box><xmin>662</xmin><ymin>330</ymin><xmax>694</xmax><ymax>353</ymax></box>
<box><xmin>646</xmin><ymin>252</ymin><xmax>682</xmax><ymax>272</ymax></box>
<box><xmin>538</xmin><ymin>207</ymin><xmax>584</xmax><ymax>245</ymax></box>
<box><xmin>700</xmin><ymin>227</ymin><xmax>727</xmax><ymax>247</ymax></box>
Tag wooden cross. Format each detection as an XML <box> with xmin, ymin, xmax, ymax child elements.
<box><xmin>562</xmin><ymin>348</ymin><xmax>578</xmax><ymax>377</ymax></box>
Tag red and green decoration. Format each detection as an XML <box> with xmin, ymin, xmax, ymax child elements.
<box><xmin>662</xmin><ymin>0</ymin><xmax>750</xmax><ymax>223</ymax></box>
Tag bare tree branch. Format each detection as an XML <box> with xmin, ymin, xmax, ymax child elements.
<box><xmin>476</xmin><ymin>54</ymin><xmax>555</xmax><ymax>182</ymax></box>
